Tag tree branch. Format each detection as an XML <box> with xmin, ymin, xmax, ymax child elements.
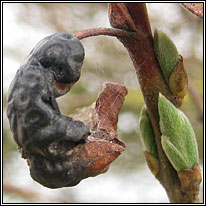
<box><xmin>3</xmin><ymin>181</ymin><xmax>77</xmax><ymax>203</ymax></box>
<box><xmin>108</xmin><ymin>3</ymin><xmax>201</xmax><ymax>203</ymax></box>
<box><xmin>73</xmin><ymin>27</ymin><xmax>136</xmax><ymax>40</ymax></box>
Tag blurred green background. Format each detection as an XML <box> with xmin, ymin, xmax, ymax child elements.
<box><xmin>3</xmin><ymin>3</ymin><xmax>203</xmax><ymax>203</ymax></box>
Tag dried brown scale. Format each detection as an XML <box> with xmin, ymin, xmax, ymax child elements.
<box><xmin>96</xmin><ymin>82</ymin><xmax>128</xmax><ymax>138</ymax></box>
<box><xmin>169</xmin><ymin>56</ymin><xmax>188</xmax><ymax>98</ymax></box>
<box><xmin>178</xmin><ymin>164</ymin><xmax>202</xmax><ymax>196</ymax></box>
<box><xmin>108</xmin><ymin>3</ymin><xmax>137</xmax><ymax>31</ymax></box>
<box><xmin>64</xmin><ymin>82</ymin><xmax>127</xmax><ymax>183</ymax></box>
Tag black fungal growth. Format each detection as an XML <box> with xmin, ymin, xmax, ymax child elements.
<box><xmin>6</xmin><ymin>32</ymin><xmax>90</xmax><ymax>188</ymax></box>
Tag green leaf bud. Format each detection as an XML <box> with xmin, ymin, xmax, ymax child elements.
<box><xmin>158</xmin><ymin>94</ymin><xmax>199</xmax><ymax>171</ymax></box>
<box><xmin>154</xmin><ymin>29</ymin><xmax>188</xmax><ymax>98</ymax></box>
<box><xmin>154</xmin><ymin>29</ymin><xmax>179</xmax><ymax>81</ymax></box>
<box><xmin>139</xmin><ymin>106</ymin><xmax>158</xmax><ymax>159</ymax></box>
<box><xmin>139</xmin><ymin>106</ymin><xmax>159</xmax><ymax>175</ymax></box>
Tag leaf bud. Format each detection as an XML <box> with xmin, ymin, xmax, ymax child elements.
<box><xmin>139</xmin><ymin>106</ymin><xmax>159</xmax><ymax>175</ymax></box>
<box><xmin>154</xmin><ymin>29</ymin><xmax>188</xmax><ymax>98</ymax></box>
<box><xmin>158</xmin><ymin>94</ymin><xmax>199</xmax><ymax>172</ymax></box>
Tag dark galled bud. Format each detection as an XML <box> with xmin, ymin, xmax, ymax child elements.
<box><xmin>7</xmin><ymin>32</ymin><xmax>87</xmax><ymax>148</ymax></box>
<box><xmin>6</xmin><ymin>32</ymin><xmax>90</xmax><ymax>189</ymax></box>
<box><xmin>30</xmin><ymin>32</ymin><xmax>85</xmax><ymax>97</ymax></box>
<box><xmin>6</xmin><ymin>30</ymin><xmax>126</xmax><ymax>190</ymax></box>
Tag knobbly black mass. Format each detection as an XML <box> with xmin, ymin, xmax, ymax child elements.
<box><xmin>7</xmin><ymin>32</ymin><xmax>90</xmax><ymax>188</ymax></box>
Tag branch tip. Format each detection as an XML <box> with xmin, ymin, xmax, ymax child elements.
<box><xmin>73</xmin><ymin>27</ymin><xmax>136</xmax><ymax>40</ymax></box>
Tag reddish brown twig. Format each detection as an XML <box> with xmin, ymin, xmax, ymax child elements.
<box><xmin>3</xmin><ymin>182</ymin><xmax>76</xmax><ymax>203</ymax></box>
<box><xmin>73</xmin><ymin>27</ymin><xmax>137</xmax><ymax>40</ymax></box>
<box><xmin>3</xmin><ymin>182</ymin><xmax>38</xmax><ymax>201</ymax></box>
<box><xmin>108</xmin><ymin>3</ymin><xmax>201</xmax><ymax>203</ymax></box>
<box><xmin>182</xmin><ymin>3</ymin><xmax>203</xmax><ymax>19</ymax></box>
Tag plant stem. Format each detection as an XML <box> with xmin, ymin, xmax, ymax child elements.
<box><xmin>73</xmin><ymin>27</ymin><xmax>136</xmax><ymax>40</ymax></box>
<box><xmin>108</xmin><ymin>3</ymin><xmax>200</xmax><ymax>203</ymax></box>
